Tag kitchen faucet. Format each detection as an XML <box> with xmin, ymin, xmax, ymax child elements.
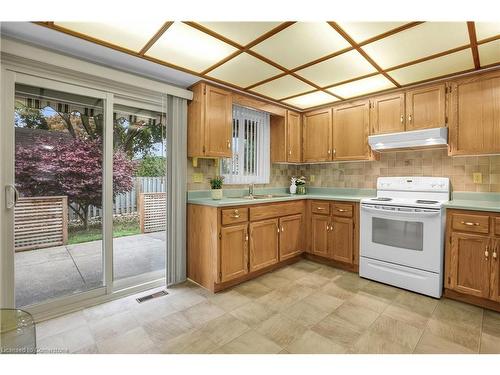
<box><xmin>248</xmin><ymin>183</ymin><xmax>255</xmax><ymax>197</ymax></box>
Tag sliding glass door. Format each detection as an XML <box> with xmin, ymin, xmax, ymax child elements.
<box><xmin>1</xmin><ymin>71</ymin><xmax>168</xmax><ymax>314</ymax></box>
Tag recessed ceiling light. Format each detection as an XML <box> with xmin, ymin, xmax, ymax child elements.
<box><xmin>478</xmin><ymin>39</ymin><xmax>500</xmax><ymax>66</ymax></box>
<box><xmin>337</xmin><ymin>22</ymin><xmax>408</xmax><ymax>43</ymax></box>
<box><xmin>196</xmin><ymin>22</ymin><xmax>282</xmax><ymax>46</ymax></box>
<box><xmin>283</xmin><ymin>91</ymin><xmax>338</xmax><ymax>109</ymax></box>
<box><xmin>327</xmin><ymin>74</ymin><xmax>395</xmax><ymax>98</ymax></box>
<box><xmin>251</xmin><ymin>75</ymin><xmax>315</xmax><ymax>100</ymax></box>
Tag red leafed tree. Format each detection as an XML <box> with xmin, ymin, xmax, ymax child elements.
<box><xmin>16</xmin><ymin>136</ymin><xmax>135</xmax><ymax>229</ymax></box>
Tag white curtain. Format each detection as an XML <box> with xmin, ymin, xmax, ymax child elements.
<box><xmin>165</xmin><ymin>95</ymin><xmax>187</xmax><ymax>286</ymax></box>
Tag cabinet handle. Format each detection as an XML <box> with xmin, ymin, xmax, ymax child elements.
<box><xmin>485</xmin><ymin>246</ymin><xmax>489</xmax><ymax>259</ymax></box>
<box><xmin>408</xmin><ymin>114</ymin><xmax>412</xmax><ymax>123</ymax></box>
<box><xmin>337</xmin><ymin>209</ymin><xmax>347</xmax><ymax>212</ymax></box>
<box><xmin>289</xmin><ymin>150</ymin><xmax>292</xmax><ymax>155</ymax></box>
<box><xmin>276</xmin><ymin>224</ymin><xmax>280</xmax><ymax>233</ymax></box>
<box><xmin>327</xmin><ymin>149</ymin><xmax>331</xmax><ymax>155</ymax></box>
<box><xmin>317</xmin><ymin>207</ymin><xmax>325</xmax><ymax>210</ymax></box>
<box><xmin>493</xmin><ymin>249</ymin><xmax>497</xmax><ymax>259</ymax></box>
<box><xmin>400</xmin><ymin>115</ymin><xmax>404</xmax><ymax>123</ymax></box>
<box><xmin>281</xmin><ymin>226</ymin><xmax>284</xmax><ymax>232</ymax></box>
<box><xmin>232</xmin><ymin>215</ymin><xmax>240</xmax><ymax>218</ymax></box>
<box><xmin>461</xmin><ymin>221</ymin><xmax>480</xmax><ymax>226</ymax></box>
<box><xmin>227</xmin><ymin>140</ymin><xmax>231</xmax><ymax>149</ymax></box>
<box><xmin>333</xmin><ymin>148</ymin><xmax>336</xmax><ymax>156</ymax></box>
<box><xmin>245</xmin><ymin>233</ymin><xmax>249</xmax><ymax>242</ymax></box>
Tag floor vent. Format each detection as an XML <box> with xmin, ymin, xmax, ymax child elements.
<box><xmin>136</xmin><ymin>290</ymin><xmax>168</xmax><ymax>303</ymax></box>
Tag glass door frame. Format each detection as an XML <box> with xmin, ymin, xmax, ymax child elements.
<box><xmin>0</xmin><ymin>69</ymin><xmax>168</xmax><ymax>318</ymax></box>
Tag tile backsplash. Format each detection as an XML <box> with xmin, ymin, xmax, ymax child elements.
<box><xmin>187</xmin><ymin>149</ymin><xmax>500</xmax><ymax>192</ymax></box>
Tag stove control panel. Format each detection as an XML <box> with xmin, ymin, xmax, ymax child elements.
<box><xmin>377</xmin><ymin>177</ymin><xmax>450</xmax><ymax>193</ymax></box>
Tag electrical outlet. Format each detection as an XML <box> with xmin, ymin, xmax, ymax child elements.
<box><xmin>473</xmin><ymin>172</ymin><xmax>482</xmax><ymax>184</ymax></box>
<box><xmin>309</xmin><ymin>175</ymin><xmax>315</xmax><ymax>183</ymax></box>
<box><xmin>192</xmin><ymin>173</ymin><xmax>204</xmax><ymax>183</ymax></box>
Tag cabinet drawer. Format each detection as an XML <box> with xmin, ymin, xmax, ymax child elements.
<box><xmin>222</xmin><ymin>207</ymin><xmax>248</xmax><ymax>225</ymax></box>
<box><xmin>332</xmin><ymin>203</ymin><xmax>354</xmax><ymax>217</ymax></box>
<box><xmin>311</xmin><ymin>201</ymin><xmax>330</xmax><ymax>215</ymax></box>
<box><xmin>494</xmin><ymin>217</ymin><xmax>500</xmax><ymax>236</ymax></box>
<box><xmin>451</xmin><ymin>213</ymin><xmax>490</xmax><ymax>234</ymax></box>
<box><xmin>250</xmin><ymin>201</ymin><xmax>304</xmax><ymax>221</ymax></box>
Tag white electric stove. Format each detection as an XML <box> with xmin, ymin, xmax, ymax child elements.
<box><xmin>359</xmin><ymin>177</ymin><xmax>450</xmax><ymax>298</ymax></box>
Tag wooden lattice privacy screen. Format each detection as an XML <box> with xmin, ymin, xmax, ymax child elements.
<box><xmin>139</xmin><ymin>192</ymin><xmax>166</xmax><ymax>233</ymax></box>
<box><xmin>14</xmin><ymin>196</ymin><xmax>68</xmax><ymax>252</ymax></box>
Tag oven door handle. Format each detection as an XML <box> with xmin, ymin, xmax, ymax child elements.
<box><xmin>361</xmin><ymin>205</ymin><xmax>440</xmax><ymax>218</ymax></box>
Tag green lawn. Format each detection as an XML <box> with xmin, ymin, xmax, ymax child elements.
<box><xmin>68</xmin><ymin>220</ymin><xmax>141</xmax><ymax>245</ymax></box>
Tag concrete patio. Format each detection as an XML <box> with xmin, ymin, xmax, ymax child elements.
<box><xmin>15</xmin><ymin>232</ymin><xmax>166</xmax><ymax>307</ymax></box>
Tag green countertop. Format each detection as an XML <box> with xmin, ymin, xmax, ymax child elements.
<box><xmin>444</xmin><ymin>192</ymin><xmax>500</xmax><ymax>213</ymax></box>
<box><xmin>187</xmin><ymin>187</ymin><xmax>376</xmax><ymax>207</ymax></box>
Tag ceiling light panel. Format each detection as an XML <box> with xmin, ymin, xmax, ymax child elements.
<box><xmin>478</xmin><ymin>40</ymin><xmax>500</xmax><ymax>66</ymax></box>
<box><xmin>474</xmin><ymin>22</ymin><xmax>500</xmax><ymax>41</ymax></box>
<box><xmin>362</xmin><ymin>22</ymin><xmax>470</xmax><ymax>69</ymax></box>
<box><xmin>251</xmin><ymin>75</ymin><xmax>315</xmax><ymax>99</ymax></box>
<box><xmin>283</xmin><ymin>91</ymin><xmax>338</xmax><ymax>109</ymax></box>
<box><xmin>207</xmin><ymin>53</ymin><xmax>282</xmax><ymax>87</ymax></box>
<box><xmin>250</xmin><ymin>22</ymin><xmax>350</xmax><ymax>69</ymax></box>
<box><xmin>197</xmin><ymin>22</ymin><xmax>282</xmax><ymax>46</ymax></box>
<box><xmin>146</xmin><ymin>22</ymin><xmax>238</xmax><ymax>72</ymax></box>
<box><xmin>55</xmin><ymin>21</ymin><xmax>167</xmax><ymax>52</ymax></box>
<box><xmin>327</xmin><ymin>74</ymin><xmax>395</xmax><ymax>98</ymax></box>
<box><xmin>387</xmin><ymin>49</ymin><xmax>474</xmax><ymax>84</ymax></box>
<box><xmin>336</xmin><ymin>22</ymin><xmax>408</xmax><ymax>43</ymax></box>
<box><xmin>296</xmin><ymin>49</ymin><xmax>377</xmax><ymax>87</ymax></box>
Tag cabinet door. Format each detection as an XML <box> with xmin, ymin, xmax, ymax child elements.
<box><xmin>491</xmin><ymin>239</ymin><xmax>500</xmax><ymax>302</ymax></box>
<box><xmin>405</xmin><ymin>84</ymin><xmax>446</xmax><ymax>131</ymax></box>
<box><xmin>449</xmin><ymin>73</ymin><xmax>500</xmax><ymax>155</ymax></box>
<box><xmin>270</xmin><ymin>115</ymin><xmax>287</xmax><ymax>162</ymax></box>
<box><xmin>279</xmin><ymin>214</ymin><xmax>304</xmax><ymax>261</ymax></box>
<box><xmin>303</xmin><ymin>108</ymin><xmax>332</xmax><ymax>162</ymax></box>
<box><xmin>249</xmin><ymin>218</ymin><xmax>279</xmax><ymax>272</ymax></box>
<box><xmin>332</xmin><ymin>101</ymin><xmax>370</xmax><ymax>160</ymax></box>
<box><xmin>204</xmin><ymin>85</ymin><xmax>232</xmax><ymax>157</ymax></box>
<box><xmin>449</xmin><ymin>233</ymin><xmax>491</xmax><ymax>298</ymax></box>
<box><xmin>330</xmin><ymin>216</ymin><xmax>354</xmax><ymax>264</ymax></box>
<box><xmin>311</xmin><ymin>214</ymin><xmax>330</xmax><ymax>258</ymax></box>
<box><xmin>287</xmin><ymin>111</ymin><xmax>302</xmax><ymax>162</ymax></box>
<box><xmin>370</xmin><ymin>93</ymin><xmax>405</xmax><ymax>134</ymax></box>
<box><xmin>220</xmin><ymin>224</ymin><xmax>249</xmax><ymax>283</ymax></box>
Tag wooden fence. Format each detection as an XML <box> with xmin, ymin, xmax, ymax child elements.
<box><xmin>14</xmin><ymin>196</ymin><xmax>68</xmax><ymax>252</ymax></box>
<box><xmin>139</xmin><ymin>192</ymin><xmax>166</xmax><ymax>233</ymax></box>
<box><xmin>68</xmin><ymin>176</ymin><xmax>166</xmax><ymax>221</ymax></box>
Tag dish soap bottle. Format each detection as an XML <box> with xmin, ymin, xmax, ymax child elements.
<box><xmin>290</xmin><ymin>177</ymin><xmax>297</xmax><ymax>195</ymax></box>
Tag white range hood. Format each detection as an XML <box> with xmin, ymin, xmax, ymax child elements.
<box><xmin>368</xmin><ymin>127</ymin><xmax>448</xmax><ymax>151</ymax></box>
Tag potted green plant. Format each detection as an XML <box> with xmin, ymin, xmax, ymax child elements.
<box><xmin>295</xmin><ymin>176</ymin><xmax>307</xmax><ymax>195</ymax></box>
<box><xmin>209</xmin><ymin>176</ymin><xmax>224</xmax><ymax>200</ymax></box>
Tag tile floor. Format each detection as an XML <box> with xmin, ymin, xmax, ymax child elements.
<box><xmin>35</xmin><ymin>260</ymin><xmax>500</xmax><ymax>354</ymax></box>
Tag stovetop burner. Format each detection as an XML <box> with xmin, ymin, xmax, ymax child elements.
<box><xmin>415</xmin><ymin>199</ymin><xmax>439</xmax><ymax>204</ymax></box>
<box><xmin>370</xmin><ymin>197</ymin><xmax>392</xmax><ymax>201</ymax></box>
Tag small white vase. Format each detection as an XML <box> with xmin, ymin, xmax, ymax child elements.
<box><xmin>211</xmin><ymin>189</ymin><xmax>223</xmax><ymax>200</ymax></box>
<box><xmin>290</xmin><ymin>183</ymin><xmax>297</xmax><ymax>195</ymax></box>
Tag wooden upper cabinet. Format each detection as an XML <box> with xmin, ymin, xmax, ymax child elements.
<box><xmin>330</xmin><ymin>216</ymin><xmax>354</xmax><ymax>264</ymax></box>
<box><xmin>449</xmin><ymin>71</ymin><xmax>500</xmax><ymax>156</ymax></box>
<box><xmin>370</xmin><ymin>93</ymin><xmax>405</xmax><ymax>134</ymax></box>
<box><xmin>187</xmin><ymin>82</ymin><xmax>232</xmax><ymax>158</ymax></box>
<box><xmin>332</xmin><ymin>100</ymin><xmax>370</xmax><ymax>161</ymax></box>
<box><xmin>279</xmin><ymin>214</ymin><xmax>304</xmax><ymax>261</ymax></box>
<box><xmin>249</xmin><ymin>218</ymin><xmax>279</xmax><ymax>272</ymax></box>
<box><xmin>405</xmin><ymin>84</ymin><xmax>446</xmax><ymax>131</ymax></box>
<box><xmin>449</xmin><ymin>233</ymin><xmax>491</xmax><ymax>298</ymax></box>
<box><xmin>219</xmin><ymin>224</ymin><xmax>248</xmax><ymax>283</ymax></box>
<box><xmin>303</xmin><ymin>108</ymin><xmax>332</xmax><ymax>162</ymax></box>
<box><xmin>311</xmin><ymin>214</ymin><xmax>330</xmax><ymax>258</ymax></box>
<box><xmin>287</xmin><ymin>111</ymin><xmax>302</xmax><ymax>162</ymax></box>
<box><xmin>270</xmin><ymin>114</ymin><xmax>287</xmax><ymax>163</ymax></box>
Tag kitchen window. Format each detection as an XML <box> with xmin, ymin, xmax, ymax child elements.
<box><xmin>221</xmin><ymin>105</ymin><xmax>270</xmax><ymax>184</ymax></box>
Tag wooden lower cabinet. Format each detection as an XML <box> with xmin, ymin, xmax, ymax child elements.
<box><xmin>445</xmin><ymin>209</ymin><xmax>500</xmax><ymax>311</ymax></box>
<box><xmin>448</xmin><ymin>233</ymin><xmax>490</xmax><ymax>298</ymax></box>
<box><xmin>279</xmin><ymin>214</ymin><xmax>304</xmax><ymax>261</ymax></box>
<box><xmin>249</xmin><ymin>218</ymin><xmax>279</xmax><ymax>272</ymax></box>
<box><xmin>331</xmin><ymin>216</ymin><xmax>354</xmax><ymax>264</ymax></box>
<box><xmin>311</xmin><ymin>214</ymin><xmax>330</xmax><ymax>257</ymax></box>
<box><xmin>220</xmin><ymin>224</ymin><xmax>248</xmax><ymax>283</ymax></box>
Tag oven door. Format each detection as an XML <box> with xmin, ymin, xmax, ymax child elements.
<box><xmin>360</xmin><ymin>204</ymin><xmax>443</xmax><ymax>273</ymax></box>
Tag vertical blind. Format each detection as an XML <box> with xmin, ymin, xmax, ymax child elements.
<box><xmin>221</xmin><ymin>105</ymin><xmax>270</xmax><ymax>184</ymax></box>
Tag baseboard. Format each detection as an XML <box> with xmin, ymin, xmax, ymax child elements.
<box><xmin>304</xmin><ymin>253</ymin><xmax>358</xmax><ymax>273</ymax></box>
<box><xmin>444</xmin><ymin>288</ymin><xmax>500</xmax><ymax>313</ymax></box>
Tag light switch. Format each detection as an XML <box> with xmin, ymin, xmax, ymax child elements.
<box><xmin>473</xmin><ymin>172</ymin><xmax>482</xmax><ymax>184</ymax></box>
<box><xmin>192</xmin><ymin>173</ymin><xmax>204</xmax><ymax>183</ymax></box>
<box><xmin>309</xmin><ymin>175</ymin><xmax>315</xmax><ymax>183</ymax></box>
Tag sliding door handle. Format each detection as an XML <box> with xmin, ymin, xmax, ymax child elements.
<box><xmin>5</xmin><ymin>184</ymin><xmax>19</xmax><ymax>209</ymax></box>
